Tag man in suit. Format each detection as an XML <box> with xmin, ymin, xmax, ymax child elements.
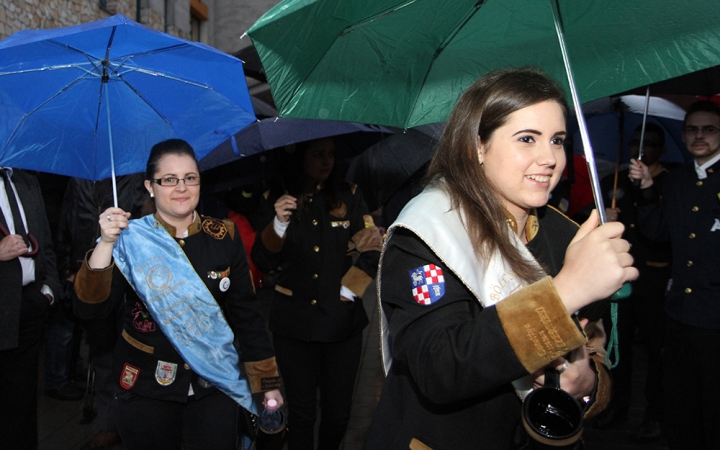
<box><xmin>0</xmin><ymin>167</ymin><xmax>61</xmax><ymax>450</ymax></box>
<box><xmin>630</xmin><ymin>100</ymin><xmax>720</xmax><ymax>449</ymax></box>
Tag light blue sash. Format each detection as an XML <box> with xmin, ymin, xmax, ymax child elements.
<box><xmin>113</xmin><ymin>215</ymin><xmax>256</xmax><ymax>415</ymax></box>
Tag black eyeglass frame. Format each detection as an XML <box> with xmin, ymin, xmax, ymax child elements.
<box><xmin>683</xmin><ymin>125</ymin><xmax>720</xmax><ymax>135</ymax></box>
<box><xmin>152</xmin><ymin>176</ymin><xmax>201</xmax><ymax>186</ymax></box>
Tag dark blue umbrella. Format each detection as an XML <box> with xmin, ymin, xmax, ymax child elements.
<box><xmin>199</xmin><ymin>116</ymin><xmax>391</xmax><ymax>171</ymax></box>
<box><xmin>0</xmin><ymin>14</ymin><xmax>255</xmax><ymax>204</ymax></box>
<box><xmin>198</xmin><ymin>117</ymin><xmax>393</xmax><ymax>197</ymax></box>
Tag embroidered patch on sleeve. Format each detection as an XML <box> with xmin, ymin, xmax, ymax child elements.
<box><xmin>408</xmin><ymin>264</ymin><xmax>445</xmax><ymax>305</ymax></box>
<box><xmin>120</xmin><ymin>363</ymin><xmax>140</xmax><ymax>390</ymax></box>
<box><xmin>155</xmin><ymin>360</ymin><xmax>178</xmax><ymax>386</ymax></box>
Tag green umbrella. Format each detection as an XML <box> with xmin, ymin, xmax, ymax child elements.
<box><xmin>248</xmin><ymin>0</ymin><xmax>720</xmax><ymax>129</ymax></box>
<box><xmin>247</xmin><ymin>0</ymin><xmax>720</xmax><ymax>221</ymax></box>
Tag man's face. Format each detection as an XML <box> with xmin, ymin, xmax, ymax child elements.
<box><xmin>683</xmin><ymin>111</ymin><xmax>720</xmax><ymax>165</ymax></box>
<box><xmin>630</xmin><ymin>130</ymin><xmax>664</xmax><ymax>166</ymax></box>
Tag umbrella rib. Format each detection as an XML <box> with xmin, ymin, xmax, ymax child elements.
<box><xmin>1</xmin><ymin>74</ymin><xmax>91</xmax><ymax>154</ymax></box>
<box><xmin>113</xmin><ymin>74</ymin><xmax>173</xmax><ymax>126</ymax></box>
<box><xmin>0</xmin><ymin>62</ymin><xmax>101</xmax><ymax>77</ymax></box>
<box><xmin>403</xmin><ymin>1</ymin><xmax>486</xmax><ymax>128</ymax></box>
<box><xmin>340</xmin><ymin>0</ymin><xmax>422</xmax><ymax>36</ymax></box>
<box><xmin>113</xmin><ymin>66</ymin><xmax>216</xmax><ymax>90</ymax></box>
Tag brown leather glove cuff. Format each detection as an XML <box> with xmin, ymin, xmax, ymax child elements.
<box><xmin>74</xmin><ymin>249</ymin><xmax>113</xmax><ymax>304</ymax></box>
<box><xmin>496</xmin><ymin>276</ymin><xmax>587</xmax><ymax>373</ymax></box>
<box><xmin>260</xmin><ymin>221</ymin><xmax>285</xmax><ymax>253</ymax></box>
<box><xmin>244</xmin><ymin>356</ymin><xmax>281</xmax><ymax>393</ymax></box>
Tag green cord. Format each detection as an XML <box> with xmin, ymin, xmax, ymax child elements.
<box><xmin>605</xmin><ymin>302</ymin><xmax>619</xmax><ymax>369</ymax></box>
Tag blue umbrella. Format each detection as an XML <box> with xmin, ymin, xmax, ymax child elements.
<box><xmin>0</xmin><ymin>14</ymin><xmax>255</xmax><ymax>205</ymax></box>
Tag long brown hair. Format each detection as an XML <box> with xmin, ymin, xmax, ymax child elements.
<box><xmin>426</xmin><ymin>67</ymin><xmax>568</xmax><ymax>283</ymax></box>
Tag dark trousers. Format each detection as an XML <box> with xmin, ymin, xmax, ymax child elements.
<box><xmin>273</xmin><ymin>333</ymin><xmax>363</xmax><ymax>450</ymax></box>
<box><xmin>114</xmin><ymin>389</ymin><xmax>238</xmax><ymax>450</ymax></box>
<box><xmin>0</xmin><ymin>286</ymin><xmax>50</xmax><ymax>450</ymax></box>
<box><xmin>663</xmin><ymin>317</ymin><xmax>720</xmax><ymax>450</ymax></box>
<box><xmin>605</xmin><ymin>264</ymin><xmax>669</xmax><ymax>419</ymax></box>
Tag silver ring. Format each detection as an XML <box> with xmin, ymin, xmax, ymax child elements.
<box><xmin>106</xmin><ymin>215</ymin><xmax>112</xmax><ymax>222</ymax></box>
<box><xmin>557</xmin><ymin>360</ymin><xmax>569</xmax><ymax>374</ymax></box>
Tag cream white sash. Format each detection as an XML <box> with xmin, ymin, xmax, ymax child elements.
<box><xmin>378</xmin><ymin>186</ymin><xmax>542</xmax><ymax>398</ymax></box>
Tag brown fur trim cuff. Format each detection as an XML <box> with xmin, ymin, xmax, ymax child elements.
<box><xmin>351</xmin><ymin>225</ymin><xmax>383</xmax><ymax>254</ymax></box>
<box><xmin>244</xmin><ymin>357</ymin><xmax>281</xmax><ymax>393</ymax></box>
<box><xmin>495</xmin><ymin>276</ymin><xmax>586</xmax><ymax>373</ymax></box>
<box><xmin>341</xmin><ymin>266</ymin><xmax>373</xmax><ymax>299</ymax></box>
<box><xmin>260</xmin><ymin>221</ymin><xmax>285</xmax><ymax>253</ymax></box>
<box><xmin>584</xmin><ymin>355</ymin><xmax>611</xmax><ymax>419</ymax></box>
<box><xmin>74</xmin><ymin>250</ymin><xmax>114</xmax><ymax>304</ymax></box>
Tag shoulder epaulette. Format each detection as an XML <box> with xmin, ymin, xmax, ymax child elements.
<box><xmin>200</xmin><ymin>216</ymin><xmax>234</xmax><ymax>240</ymax></box>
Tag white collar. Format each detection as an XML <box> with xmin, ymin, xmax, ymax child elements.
<box><xmin>694</xmin><ymin>152</ymin><xmax>720</xmax><ymax>179</ymax></box>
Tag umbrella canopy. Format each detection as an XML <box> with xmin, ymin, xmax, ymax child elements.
<box><xmin>199</xmin><ymin>117</ymin><xmax>393</xmax><ymax>195</ymax></box>
<box><xmin>621</xmin><ymin>65</ymin><xmax>720</xmax><ymax>98</ymax></box>
<box><xmin>571</xmin><ymin>95</ymin><xmax>690</xmax><ymax>166</ymax></box>
<box><xmin>346</xmin><ymin>124</ymin><xmax>441</xmax><ymax>212</ymax></box>
<box><xmin>247</xmin><ymin>0</ymin><xmax>720</xmax><ymax>129</ymax></box>
<box><xmin>199</xmin><ymin>116</ymin><xmax>391</xmax><ymax>171</ymax></box>
<box><xmin>0</xmin><ymin>14</ymin><xmax>256</xmax><ymax>182</ymax></box>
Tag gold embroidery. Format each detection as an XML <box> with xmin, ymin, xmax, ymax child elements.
<box><xmin>202</xmin><ymin>218</ymin><xmax>227</xmax><ymax>239</ymax></box>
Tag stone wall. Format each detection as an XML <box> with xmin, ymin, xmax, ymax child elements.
<box><xmin>0</xmin><ymin>0</ymin><xmax>193</xmax><ymax>41</ymax></box>
<box><xmin>1</xmin><ymin>0</ymin><xmax>280</xmax><ymax>52</ymax></box>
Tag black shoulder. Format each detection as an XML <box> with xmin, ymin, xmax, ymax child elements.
<box><xmin>542</xmin><ymin>205</ymin><xmax>579</xmax><ymax>230</ymax></box>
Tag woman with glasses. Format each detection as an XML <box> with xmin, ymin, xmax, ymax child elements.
<box><xmin>74</xmin><ymin>138</ymin><xmax>282</xmax><ymax>450</ymax></box>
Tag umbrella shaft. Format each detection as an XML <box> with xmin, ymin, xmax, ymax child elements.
<box><xmin>550</xmin><ymin>0</ymin><xmax>606</xmax><ymax>223</ymax></box>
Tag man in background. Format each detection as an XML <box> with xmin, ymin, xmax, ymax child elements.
<box><xmin>0</xmin><ymin>167</ymin><xmax>61</xmax><ymax>450</ymax></box>
<box><xmin>629</xmin><ymin>101</ymin><xmax>720</xmax><ymax>449</ymax></box>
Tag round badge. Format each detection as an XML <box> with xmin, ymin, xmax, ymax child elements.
<box><xmin>219</xmin><ymin>277</ymin><xmax>231</xmax><ymax>292</ymax></box>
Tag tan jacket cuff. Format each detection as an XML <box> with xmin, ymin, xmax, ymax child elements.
<box><xmin>583</xmin><ymin>319</ymin><xmax>611</xmax><ymax>419</ymax></box>
<box><xmin>341</xmin><ymin>266</ymin><xmax>373</xmax><ymax>298</ymax></box>
<box><xmin>350</xmin><ymin>216</ymin><xmax>383</xmax><ymax>253</ymax></box>
<box><xmin>495</xmin><ymin>276</ymin><xmax>586</xmax><ymax>373</ymax></box>
<box><xmin>584</xmin><ymin>354</ymin><xmax>611</xmax><ymax>419</ymax></box>
<box><xmin>74</xmin><ymin>250</ymin><xmax>114</xmax><ymax>304</ymax></box>
<box><xmin>260</xmin><ymin>221</ymin><xmax>285</xmax><ymax>253</ymax></box>
<box><xmin>244</xmin><ymin>356</ymin><xmax>281</xmax><ymax>394</ymax></box>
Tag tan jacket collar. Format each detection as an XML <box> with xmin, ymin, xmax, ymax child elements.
<box><xmin>154</xmin><ymin>211</ymin><xmax>201</xmax><ymax>238</ymax></box>
<box><xmin>503</xmin><ymin>208</ymin><xmax>540</xmax><ymax>243</ymax></box>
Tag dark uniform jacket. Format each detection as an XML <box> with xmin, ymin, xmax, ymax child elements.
<box><xmin>602</xmin><ymin>166</ymin><xmax>672</xmax><ymax>266</ymax></box>
<box><xmin>74</xmin><ymin>213</ymin><xmax>280</xmax><ymax>402</ymax></box>
<box><xmin>636</xmin><ymin>159</ymin><xmax>720</xmax><ymax>329</ymax></box>
<box><xmin>0</xmin><ymin>169</ymin><xmax>61</xmax><ymax>350</ymax></box>
<box><xmin>251</xmin><ymin>182</ymin><xmax>382</xmax><ymax>342</ymax></box>
<box><xmin>56</xmin><ymin>175</ymin><xmax>147</xmax><ymax>278</ymax></box>
<box><xmin>365</xmin><ymin>206</ymin><xmax>609</xmax><ymax>450</ymax></box>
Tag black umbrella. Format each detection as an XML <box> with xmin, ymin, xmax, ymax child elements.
<box><xmin>345</xmin><ymin>125</ymin><xmax>440</xmax><ymax>212</ymax></box>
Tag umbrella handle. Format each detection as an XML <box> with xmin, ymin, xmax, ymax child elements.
<box><xmin>0</xmin><ymin>222</ymin><xmax>39</xmax><ymax>257</ymax></box>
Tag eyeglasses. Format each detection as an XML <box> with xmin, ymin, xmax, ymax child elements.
<box><xmin>153</xmin><ymin>176</ymin><xmax>200</xmax><ymax>186</ymax></box>
<box><xmin>684</xmin><ymin>125</ymin><xmax>720</xmax><ymax>135</ymax></box>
